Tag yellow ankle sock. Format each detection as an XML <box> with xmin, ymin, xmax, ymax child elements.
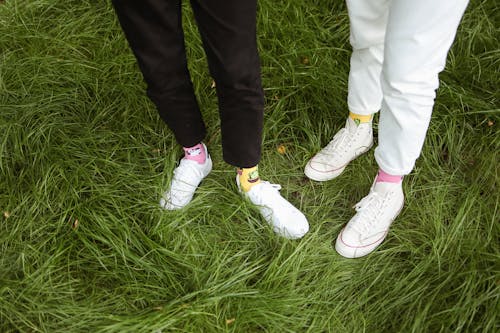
<box><xmin>237</xmin><ymin>165</ymin><xmax>261</xmax><ymax>192</ymax></box>
<box><xmin>349</xmin><ymin>112</ymin><xmax>373</xmax><ymax>126</ymax></box>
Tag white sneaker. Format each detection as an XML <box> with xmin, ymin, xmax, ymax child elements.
<box><xmin>335</xmin><ymin>180</ymin><xmax>404</xmax><ymax>258</ymax></box>
<box><xmin>237</xmin><ymin>176</ymin><xmax>309</xmax><ymax>239</ymax></box>
<box><xmin>304</xmin><ymin>117</ymin><xmax>373</xmax><ymax>181</ymax></box>
<box><xmin>160</xmin><ymin>144</ymin><xmax>212</xmax><ymax>210</ymax></box>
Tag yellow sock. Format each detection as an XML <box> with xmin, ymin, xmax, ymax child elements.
<box><xmin>349</xmin><ymin>112</ymin><xmax>373</xmax><ymax>126</ymax></box>
<box><xmin>237</xmin><ymin>165</ymin><xmax>261</xmax><ymax>192</ymax></box>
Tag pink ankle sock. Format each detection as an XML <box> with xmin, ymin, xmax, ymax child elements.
<box><xmin>376</xmin><ymin>169</ymin><xmax>403</xmax><ymax>183</ymax></box>
<box><xmin>183</xmin><ymin>143</ymin><xmax>206</xmax><ymax>164</ymax></box>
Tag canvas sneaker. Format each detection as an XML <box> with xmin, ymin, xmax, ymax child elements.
<box><xmin>160</xmin><ymin>144</ymin><xmax>212</xmax><ymax>210</ymax></box>
<box><xmin>304</xmin><ymin>117</ymin><xmax>373</xmax><ymax>181</ymax></box>
<box><xmin>335</xmin><ymin>180</ymin><xmax>404</xmax><ymax>258</ymax></box>
<box><xmin>237</xmin><ymin>176</ymin><xmax>309</xmax><ymax>239</ymax></box>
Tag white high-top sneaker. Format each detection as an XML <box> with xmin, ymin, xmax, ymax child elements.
<box><xmin>160</xmin><ymin>144</ymin><xmax>212</xmax><ymax>210</ymax></box>
<box><xmin>335</xmin><ymin>180</ymin><xmax>404</xmax><ymax>258</ymax></box>
<box><xmin>305</xmin><ymin>117</ymin><xmax>373</xmax><ymax>181</ymax></box>
<box><xmin>237</xmin><ymin>176</ymin><xmax>309</xmax><ymax>239</ymax></box>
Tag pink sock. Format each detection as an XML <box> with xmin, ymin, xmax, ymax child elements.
<box><xmin>376</xmin><ymin>169</ymin><xmax>403</xmax><ymax>183</ymax></box>
<box><xmin>183</xmin><ymin>143</ymin><xmax>206</xmax><ymax>164</ymax></box>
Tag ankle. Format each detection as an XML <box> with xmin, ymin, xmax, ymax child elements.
<box><xmin>376</xmin><ymin>169</ymin><xmax>403</xmax><ymax>184</ymax></box>
<box><xmin>349</xmin><ymin>112</ymin><xmax>373</xmax><ymax>125</ymax></box>
<box><xmin>237</xmin><ymin>165</ymin><xmax>261</xmax><ymax>192</ymax></box>
<box><xmin>183</xmin><ymin>143</ymin><xmax>207</xmax><ymax>164</ymax></box>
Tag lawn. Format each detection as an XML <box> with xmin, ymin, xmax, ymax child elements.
<box><xmin>0</xmin><ymin>0</ymin><xmax>498</xmax><ymax>332</ymax></box>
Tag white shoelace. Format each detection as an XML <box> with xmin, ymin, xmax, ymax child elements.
<box><xmin>323</xmin><ymin>128</ymin><xmax>350</xmax><ymax>155</ymax></box>
<box><xmin>170</xmin><ymin>160</ymin><xmax>205</xmax><ymax>194</ymax></box>
<box><xmin>247</xmin><ymin>181</ymin><xmax>282</xmax><ymax>206</ymax></box>
<box><xmin>351</xmin><ymin>192</ymin><xmax>385</xmax><ymax>234</ymax></box>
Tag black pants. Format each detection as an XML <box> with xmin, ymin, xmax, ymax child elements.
<box><xmin>112</xmin><ymin>0</ymin><xmax>264</xmax><ymax>167</ymax></box>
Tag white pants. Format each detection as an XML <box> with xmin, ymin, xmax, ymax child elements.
<box><xmin>346</xmin><ymin>0</ymin><xmax>469</xmax><ymax>175</ymax></box>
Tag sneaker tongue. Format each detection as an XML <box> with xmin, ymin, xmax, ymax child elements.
<box><xmin>345</xmin><ymin>117</ymin><xmax>358</xmax><ymax>132</ymax></box>
<box><xmin>179</xmin><ymin>157</ymin><xmax>199</xmax><ymax>168</ymax></box>
<box><xmin>373</xmin><ymin>181</ymin><xmax>400</xmax><ymax>194</ymax></box>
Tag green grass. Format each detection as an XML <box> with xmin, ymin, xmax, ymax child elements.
<box><xmin>0</xmin><ymin>0</ymin><xmax>498</xmax><ymax>332</ymax></box>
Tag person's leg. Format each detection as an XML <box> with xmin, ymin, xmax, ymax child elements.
<box><xmin>375</xmin><ymin>0</ymin><xmax>469</xmax><ymax>175</ymax></box>
<box><xmin>347</xmin><ymin>0</ymin><xmax>389</xmax><ymax>117</ymax></box>
<box><xmin>112</xmin><ymin>0</ymin><xmax>211</xmax><ymax>210</ymax></box>
<box><xmin>304</xmin><ymin>0</ymin><xmax>389</xmax><ymax>181</ymax></box>
<box><xmin>335</xmin><ymin>0</ymin><xmax>469</xmax><ymax>258</ymax></box>
<box><xmin>190</xmin><ymin>0</ymin><xmax>308</xmax><ymax>239</ymax></box>
<box><xmin>190</xmin><ymin>0</ymin><xmax>263</xmax><ymax>168</ymax></box>
<box><xmin>112</xmin><ymin>0</ymin><xmax>206</xmax><ymax>147</ymax></box>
